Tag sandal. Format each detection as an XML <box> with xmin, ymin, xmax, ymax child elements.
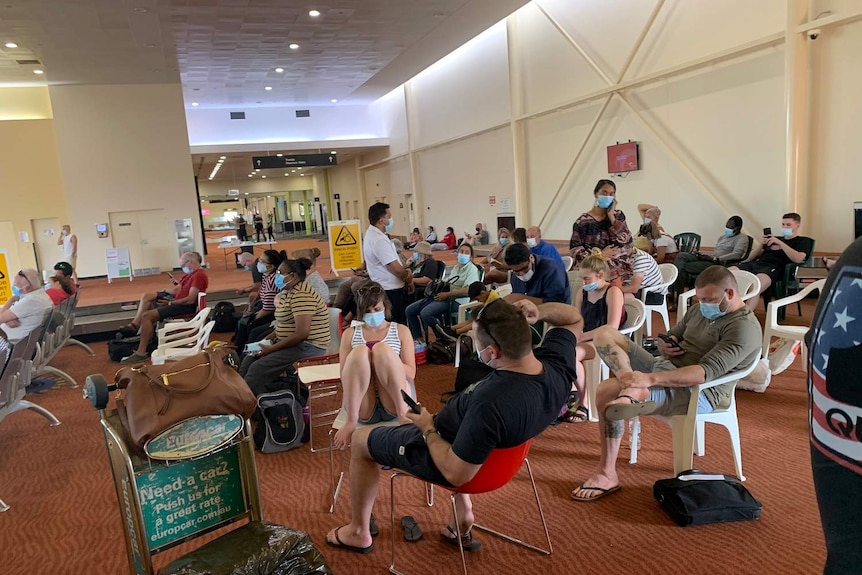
<box><xmin>561</xmin><ymin>405</ymin><xmax>590</xmax><ymax>423</ymax></box>
<box><xmin>604</xmin><ymin>395</ymin><xmax>656</xmax><ymax>421</ymax></box>
<box><xmin>441</xmin><ymin>525</ymin><xmax>481</xmax><ymax>551</ymax></box>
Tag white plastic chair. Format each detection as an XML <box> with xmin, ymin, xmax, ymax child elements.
<box><xmin>156</xmin><ymin>307</ymin><xmax>211</xmax><ymax>348</ymax></box>
<box><xmin>762</xmin><ymin>279</ymin><xmax>825</xmax><ymax>366</ymax></box>
<box><xmin>561</xmin><ymin>255</ymin><xmax>574</xmax><ymax>271</ymax></box>
<box><xmin>151</xmin><ymin>321</ymin><xmax>215</xmax><ymax>363</ymax></box>
<box><xmin>640</xmin><ymin>263</ymin><xmax>677</xmax><ymax>336</ymax></box>
<box><xmin>630</xmin><ymin>354</ymin><xmax>760</xmax><ymax>480</ymax></box>
<box><xmin>678</xmin><ymin>270</ymin><xmax>762</xmax><ymax>318</ymax></box>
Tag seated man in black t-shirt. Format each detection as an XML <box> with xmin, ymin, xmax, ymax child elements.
<box><xmin>731</xmin><ymin>212</ymin><xmax>813</xmax><ymax>310</ymax></box>
<box><xmin>325</xmin><ymin>299</ymin><xmax>580</xmax><ymax>554</ymax></box>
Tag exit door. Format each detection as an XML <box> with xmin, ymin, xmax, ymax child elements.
<box><xmin>31</xmin><ymin>217</ymin><xmax>62</xmax><ymax>280</ymax></box>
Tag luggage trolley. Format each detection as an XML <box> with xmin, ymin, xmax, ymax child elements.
<box><xmin>83</xmin><ymin>374</ymin><xmax>329</xmax><ymax>575</ymax></box>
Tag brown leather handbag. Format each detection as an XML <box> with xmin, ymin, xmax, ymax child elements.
<box><xmin>114</xmin><ymin>345</ymin><xmax>256</xmax><ymax>451</ymax></box>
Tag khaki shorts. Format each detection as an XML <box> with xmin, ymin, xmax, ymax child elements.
<box><xmin>625</xmin><ymin>341</ymin><xmax>714</xmax><ymax>416</ymax></box>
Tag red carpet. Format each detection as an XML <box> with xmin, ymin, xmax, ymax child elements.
<box><xmin>0</xmin><ymin>331</ymin><xmax>827</xmax><ymax>574</ymax></box>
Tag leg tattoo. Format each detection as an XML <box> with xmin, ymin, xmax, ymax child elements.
<box><xmin>604</xmin><ymin>419</ymin><xmax>624</xmax><ymax>439</ymax></box>
<box><xmin>596</xmin><ymin>344</ymin><xmax>624</xmax><ymax>373</ymax></box>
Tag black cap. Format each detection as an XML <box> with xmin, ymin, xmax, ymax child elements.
<box><xmin>54</xmin><ymin>261</ymin><xmax>74</xmax><ymax>277</ymax></box>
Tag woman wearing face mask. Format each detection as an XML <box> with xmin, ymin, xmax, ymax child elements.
<box><xmin>233</xmin><ymin>249</ymin><xmax>284</xmax><ymax>353</ymax></box>
<box><xmin>332</xmin><ymin>282</ymin><xmax>417</xmax><ymax>450</ymax></box>
<box><xmin>406</xmin><ymin>241</ymin><xmax>443</xmax><ymax>302</ymax></box>
<box><xmin>564</xmin><ymin>249</ymin><xmax>626</xmax><ymax>423</ymax></box>
<box><xmin>637</xmin><ymin>203</ymin><xmax>665</xmax><ymax>233</ymax></box>
<box><xmin>405</xmin><ymin>227</ymin><xmax>423</xmax><ymax>249</ymax></box>
<box><xmin>485</xmin><ymin>227</ymin><xmax>511</xmax><ymax>265</ymax></box>
<box><xmin>44</xmin><ymin>274</ymin><xmax>73</xmax><ymax>305</ymax></box>
<box><xmin>239</xmin><ymin>257</ymin><xmax>331</xmax><ymax>396</ymax></box>
<box><xmin>405</xmin><ymin>243</ymin><xmax>481</xmax><ymax>342</ymax></box>
<box><xmin>291</xmin><ymin>247</ymin><xmax>329</xmax><ymax>304</ymax></box>
<box><xmin>431</xmin><ymin>227</ymin><xmax>457</xmax><ymax>251</ymax></box>
<box><xmin>569</xmin><ymin>179</ymin><xmax>633</xmax><ymax>284</ymax></box>
<box><xmin>670</xmin><ymin>215</ymin><xmax>749</xmax><ymax>308</ymax></box>
<box><xmin>425</xmin><ymin>226</ymin><xmax>438</xmax><ymax>243</ymax></box>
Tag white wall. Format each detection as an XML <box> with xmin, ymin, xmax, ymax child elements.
<box><xmin>50</xmin><ymin>84</ymin><xmax>201</xmax><ymax>277</ymax></box>
<box><xmin>186</xmin><ymin>105</ymin><xmax>386</xmax><ymax>146</ymax></box>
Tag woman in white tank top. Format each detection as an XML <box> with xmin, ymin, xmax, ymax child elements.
<box><xmin>332</xmin><ymin>281</ymin><xmax>418</xmax><ymax>450</ymax></box>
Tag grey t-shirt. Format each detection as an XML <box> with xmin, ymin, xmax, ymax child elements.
<box><xmin>655</xmin><ymin>304</ymin><xmax>762</xmax><ymax>407</ymax></box>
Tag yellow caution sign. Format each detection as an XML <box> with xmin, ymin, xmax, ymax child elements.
<box><xmin>0</xmin><ymin>251</ymin><xmax>10</xmax><ymax>304</ymax></box>
<box><xmin>328</xmin><ymin>220</ymin><xmax>363</xmax><ymax>272</ymax></box>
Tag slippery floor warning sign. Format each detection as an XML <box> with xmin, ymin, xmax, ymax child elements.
<box><xmin>328</xmin><ymin>220</ymin><xmax>363</xmax><ymax>271</ymax></box>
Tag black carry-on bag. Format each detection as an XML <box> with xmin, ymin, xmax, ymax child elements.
<box><xmin>653</xmin><ymin>470</ymin><xmax>762</xmax><ymax>527</ymax></box>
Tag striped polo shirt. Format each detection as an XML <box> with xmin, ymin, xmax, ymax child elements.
<box><xmin>258</xmin><ymin>273</ymin><xmax>278</xmax><ymax>311</ymax></box>
<box><xmin>274</xmin><ymin>280</ymin><xmax>331</xmax><ymax>350</ymax></box>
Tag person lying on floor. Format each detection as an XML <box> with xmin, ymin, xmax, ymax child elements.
<box><xmin>325</xmin><ymin>298</ymin><xmax>579</xmax><ymax>554</ymax></box>
<box><xmin>331</xmin><ymin>282</ymin><xmax>417</xmax><ymax>450</ymax></box>
<box><xmin>119</xmin><ymin>252</ymin><xmax>208</xmax><ymax>364</ymax></box>
<box><xmin>571</xmin><ymin>265</ymin><xmax>761</xmax><ymax>502</ymax></box>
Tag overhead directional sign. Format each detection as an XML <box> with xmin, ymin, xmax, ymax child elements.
<box><xmin>252</xmin><ymin>154</ymin><xmax>337</xmax><ymax>169</ymax></box>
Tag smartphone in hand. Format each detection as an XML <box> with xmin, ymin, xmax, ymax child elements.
<box><xmin>401</xmin><ymin>390</ymin><xmax>422</xmax><ymax>414</ymax></box>
<box><xmin>167</xmin><ymin>272</ymin><xmax>179</xmax><ymax>285</ymax></box>
<box><xmin>657</xmin><ymin>333</ymin><xmax>682</xmax><ymax>349</ymax></box>
<box><xmin>763</xmin><ymin>227</ymin><xmax>772</xmax><ymax>237</ymax></box>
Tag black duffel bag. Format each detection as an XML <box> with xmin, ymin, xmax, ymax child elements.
<box><xmin>653</xmin><ymin>470</ymin><xmax>761</xmax><ymax>527</ymax></box>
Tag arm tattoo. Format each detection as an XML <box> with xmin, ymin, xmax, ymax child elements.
<box><xmin>604</xmin><ymin>419</ymin><xmax>624</xmax><ymax>439</ymax></box>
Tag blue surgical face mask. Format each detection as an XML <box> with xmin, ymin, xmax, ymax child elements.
<box><xmin>516</xmin><ymin>267</ymin><xmax>535</xmax><ymax>283</ymax></box>
<box><xmin>274</xmin><ymin>273</ymin><xmax>286</xmax><ymax>290</ymax></box>
<box><xmin>363</xmin><ymin>310</ymin><xmax>386</xmax><ymax>327</ymax></box>
<box><xmin>700</xmin><ymin>296</ymin><xmax>728</xmax><ymax>321</ymax></box>
<box><xmin>780</xmin><ymin>227</ymin><xmax>792</xmax><ymax>238</ymax></box>
<box><xmin>643</xmin><ymin>218</ymin><xmax>652</xmax><ymax>225</ymax></box>
<box><xmin>596</xmin><ymin>195</ymin><xmax>614</xmax><ymax>209</ymax></box>
<box><xmin>385</xmin><ymin>218</ymin><xmax>394</xmax><ymax>232</ymax></box>
<box><xmin>44</xmin><ymin>283</ymin><xmax>51</xmax><ymax>291</ymax></box>
<box><xmin>243</xmin><ymin>265</ymin><xmax>253</xmax><ymax>271</ymax></box>
<box><xmin>724</xmin><ymin>228</ymin><xmax>735</xmax><ymax>237</ymax></box>
<box><xmin>412</xmin><ymin>252</ymin><xmax>420</xmax><ymax>261</ymax></box>
<box><xmin>526</xmin><ymin>237</ymin><xmax>538</xmax><ymax>248</ymax></box>
<box><xmin>477</xmin><ymin>344</ymin><xmax>494</xmax><ymax>366</ymax></box>
<box><xmin>582</xmin><ymin>281</ymin><xmax>599</xmax><ymax>292</ymax></box>
<box><xmin>181</xmin><ymin>266</ymin><xmax>191</xmax><ymax>274</ymax></box>
<box><xmin>500</xmin><ymin>237</ymin><xmax>508</xmax><ymax>246</ymax></box>
<box><xmin>12</xmin><ymin>285</ymin><xmax>21</xmax><ymax>298</ymax></box>
<box><xmin>257</xmin><ymin>261</ymin><xmax>267</xmax><ymax>274</ymax></box>
<box><xmin>457</xmin><ymin>253</ymin><xmax>471</xmax><ymax>265</ymax></box>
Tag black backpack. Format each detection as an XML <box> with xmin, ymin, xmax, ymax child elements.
<box><xmin>107</xmin><ymin>334</ymin><xmax>158</xmax><ymax>362</ymax></box>
<box><xmin>212</xmin><ymin>301</ymin><xmax>238</xmax><ymax>333</ymax></box>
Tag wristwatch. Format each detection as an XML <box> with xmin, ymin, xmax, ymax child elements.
<box><xmin>422</xmin><ymin>428</ymin><xmax>439</xmax><ymax>443</ymax></box>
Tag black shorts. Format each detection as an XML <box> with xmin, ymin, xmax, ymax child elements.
<box><xmin>367</xmin><ymin>424</ymin><xmax>453</xmax><ymax>488</ymax></box>
<box><xmin>635</xmin><ymin>289</ymin><xmax>666</xmax><ymax>305</ymax></box>
<box><xmin>157</xmin><ymin>303</ymin><xmax>198</xmax><ymax>320</ymax></box>
<box><xmin>737</xmin><ymin>262</ymin><xmax>782</xmax><ymax>285</ymax></box>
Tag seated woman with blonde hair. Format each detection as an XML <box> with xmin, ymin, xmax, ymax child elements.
<box><xmin>332</xmin><ymin>281</ymin><xmax>417</xmax><ymax>449</ymax></box>
<box><xmin>564</xmin><ymin>248</ymin><xmax>626</xmax><ymax>423</ymax></box>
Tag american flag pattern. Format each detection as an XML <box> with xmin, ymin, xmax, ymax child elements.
<box><xmin>808</xmin><ymin>265</ymin><xmax>862</xmax><ymax>475</ymax></box>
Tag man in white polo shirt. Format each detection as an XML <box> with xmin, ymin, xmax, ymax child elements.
<box><xmin>0</xmin><ymin>268</ymin><xmax>52</xmax><ymax>343</ymax></box>
<box><xmin>360</xmin><ymin>202</ymin><xmax>413</xmax><ymax>324</ymax></box>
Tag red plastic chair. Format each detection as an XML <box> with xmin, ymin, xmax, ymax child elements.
<box><xmin>389</xmin><ymin>439</ymin><xmax>552</xmax><ymax>575</ymax></box>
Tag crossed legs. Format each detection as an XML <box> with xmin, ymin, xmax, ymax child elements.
<box><xmin>572</xmin><ymin>326</ymin><xmax>650</xmax><ymax>499</ymax></box>
<box><xmin>332</xmin><ymin>343</ymin><xmax>411</xmax><ymax>450</ymax></box>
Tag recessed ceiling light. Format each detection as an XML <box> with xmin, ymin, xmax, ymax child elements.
<box><xmin>133</xmin><ymin>7</ymin><xmax>149</xmax><ymax>13</ymax></box>
<box><xmin>308</xmin><ymin>9</ymin><xmax>321</xmax><ymax>17</ymax></box>
<box><xmin>262</xmin><ymin>175</ymin><xmax>267</xmax><ymax>178</ymax></box>
<box><xmin>5</xmin><ymin>42</ymin><xmax>18</xmax><ymax>48</ymax></box>
<box><xmin>284</xmin><ymin>173</ymin><xmax>289</xmax><ymax>176</ymax></box>
<box><xmin>33</xmin><ymin>69</ymin><xmax>44</xmax><ymax>75</ymax></box>
<box><xmin>219</xmin><ymin>156</ymin><xmax>226</xmax><ymax>159</ymax></box>
<box><xmin>145</xmin><ymin>44</ymin><xmax>156</xmax><ymax>49</ymax></box>
<box><xmin>191</xmin><ymin>102</ymin><xmax>199</xmax><ymax>106</ymax></box>
<box><xmin>276</xmin><ymin>153</ymin><xmax>283</xmax><ymax>157</ymax></box>
<box><xmin>331</xmin><ymin>99</ymin><xmax>338</xmax><ymax>103</ymax></box>
<box><xmin>244</xmin><ymin>192</ymin><xmax>249</xmax><ymax>195</ymax></box>
<box><xmin>255</xmin><ymin>169</ymin><xmax>260</xmax><ymax>172</ymax></box>
<box><xmin>275</xmin><ymin>67</ymin><xmax>284</xmax><ymax>73</ymax></box>
<box><xmin>248</xmin><ymin>175</ymin><xmax>252</xmax><ymax>177</ymax></box>
<box><xmin>264</xmin><ymin>86</ymin><xmax>273</xmax><ymax>91</ymax></box>
<box><xmin>330</xmin><ymin>151</ymin><xmax>337</xmax><ymax>154</ymax></box>
<box><xmin>289</xmin><ymin>43</ymin><xmax>299</xmax><ymax>50</ymax></box>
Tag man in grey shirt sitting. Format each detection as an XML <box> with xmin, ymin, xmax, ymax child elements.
<box><xmin>572</xmin><ymin>265</ymin><xmax>761</xmax><ymax>501</ymax></box>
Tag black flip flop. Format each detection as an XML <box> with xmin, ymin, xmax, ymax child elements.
<box><xmin>400</xmin><ymin>515</ymin><xmax>423</xmax><ymax>542</ymax></box>
<box><xmin>326</xmin><ymin>527</ymin><xmax>374</xmax><ymax>555</ymax></box>
<box><xmin>441</xmin><ymin>525</ymin><xmax>481</xmax><ymax>551</ymax></box>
